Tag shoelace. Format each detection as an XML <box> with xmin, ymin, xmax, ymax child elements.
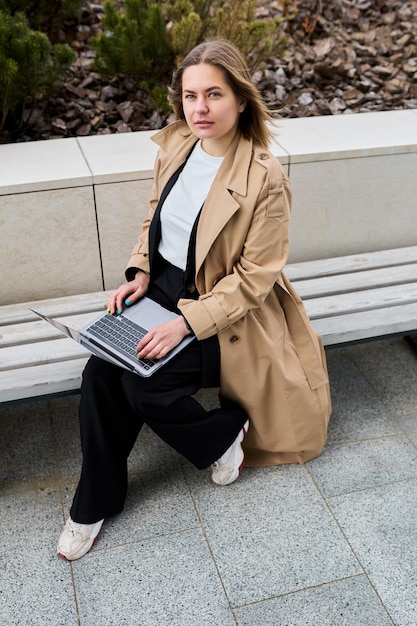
<box><xmin>66</xmin><ymin>519</ymin><xmax>83</xmax><ymax>535</ymax></box>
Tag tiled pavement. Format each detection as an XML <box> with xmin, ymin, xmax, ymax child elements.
<box><xmin>1</xmin><ymin>338</ymin><xmax>417</xmax><ymax>626</ymax></box>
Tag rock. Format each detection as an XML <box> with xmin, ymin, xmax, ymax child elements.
<box><xmin>342</xmin><ymin>87</ymin><xmax>359</xmax><ymax>100</ymax></box>
<box><xmin>76</xmin><ymin>123</ymin><xmax>92</xmax><ymax>136</ymax></box>
<box><xmin>113</xmin><ymin>121</ymin><xmax>132</xmax><ymax>133</ymax></box>
<box><xmin>52</xmin><ymin>118</ymin><xmax>67</xmax><ymax>133</ymax></box>
<box><xmin>298</xmin><ymin>92</ymin><xmax>314</xmax><ymax>106</ymax></box>
<box><xmin>329</xmin><ymin>97</ymin><xmax>347</xmax><ymax>114</ymax></box>
<box><xmin>117</xmin><ymin>101</ymin><xmax>134</xmax><ymax>123</ymax></box>
<box><xmin>101</xmin><ymin>86</ymin><xmax>120</xmax><ymax>101</ymax></box>
<box><xmin>275</xmin><ymin>85</ymin><xmax>287</xmax><ymax>100</ymax></box>
<box><xmin>76</xmin><ymin>25</ymin><xmax>92</xmax><ymax>42</ymax></box>
<box><xmin>403</xmin><ymin>61</ymin><xmax>417</xmax><ymax>74</ymax></box>
<box><xmin>373</xmin><ymin>65</ymin><xmax>397</xmax><ymax>77</ymax></box>
<box><xmin>89</xmin><ymin>3</ymin><xmax>105</xmax><ymax>13</ymax></box>
<box><xmin>313</xmin><ymin>38</ymin><xmax>335</xmax><ymax>59</ymax></box>
<box><xmin>147</xmin><ymin>111</ymin><xmax>164</xmax><ymax>130</ymax></box>
<box><xmin>66</xmin><ymin>118</ymin><xmax>82</xmax><ymax>131</ymax></box>
<box><xmin>382</xmin><ymin>12</ymin><xmax>396</xmax><ymax>25</ymax></box>
<box><xmin>64</xmin><ymin>83</ymin><xmax>87</xmax><ymax>98</ymax></box>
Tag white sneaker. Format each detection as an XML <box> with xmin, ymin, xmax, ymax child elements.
<box><xmin>211</xmin><ymin>420</ymin><xmax>249</xmax><ymax>485</ymax></box>
<box><xmin>57</xmin><ymin>516</ymin><xmax>104</xmax><ymax>561</ymax></box>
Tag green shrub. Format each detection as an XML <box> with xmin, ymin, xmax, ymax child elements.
<box><xmin>0</xmin><ymin>0</ymin><xmax>82</xmax><ymax>33</ymax></box>
<box><xmin>213</xmin><ymin>0</ymin><xmax>285</xmax><ymax>72</ymax></box>
<box><xmin>91</xmin><ymin>0</ymin><xmax>287</xmax><ymax>106</ymax></box>
<box><xmin>167</xmin><ymin>1</ymin><xmax>202</xmax><ymax>62</ymax></box>
<box><xmin>169</xmin><ymin>0</ymin><xmax>286</xmax><ymax>72</ymax></box>
<box><xmin>91</xmin><ymin>0</ymin><xmax>174</xmax><ymax>83</ymax></box>
<box><xmin>0</xmin><ymin>10</ymin><xmax>76</xmax><ymax>131</ymax></box>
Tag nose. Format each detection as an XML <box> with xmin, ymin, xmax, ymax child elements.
<box><xmin>196</xmin><ymin>97</ymin><xmax>209</xmax><ymax>114</ymax></box>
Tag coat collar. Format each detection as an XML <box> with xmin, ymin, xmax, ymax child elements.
<box><xmin>151</xmin><ymin>120</ymin><xmax>254</xmax><ymax>196</ymax></box>
<box><xmin>151</xmin><ymin>121</ymin><xmax>257</xmax><ymax>278</ymax></box>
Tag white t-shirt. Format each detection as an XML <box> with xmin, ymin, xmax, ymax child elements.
<box><xmin>158</xmin><ymin>140</ymin><xmax>223</xmax><ymax>270</ymax></box>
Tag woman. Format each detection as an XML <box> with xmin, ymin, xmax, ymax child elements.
<box><xmin>57</xmin><ymin>39</ymin><xmax>331</xmax><ymax>561</ymax></box>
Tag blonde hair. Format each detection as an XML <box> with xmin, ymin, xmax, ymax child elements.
<box><xmin>169</xmin><ymin>40</ymin><xmax>274</xmax><ymax>148</ymax></box>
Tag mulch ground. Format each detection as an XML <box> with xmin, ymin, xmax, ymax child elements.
<box><xmin>1</xmin><ymin>0</ymin><xmax>416</xmax><ymax>144</ymax></box>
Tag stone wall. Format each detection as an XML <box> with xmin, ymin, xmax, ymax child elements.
<box><xmin>1</xmin><ymin>110</ymin><xmax>416</xmax><ymax>305</ymax></box>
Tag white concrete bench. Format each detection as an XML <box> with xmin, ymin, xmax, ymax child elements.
<box><xmin>0</xmin><ymin>292</ymin><xmax>111</xmax><ymax>404</ymax></box>
<box><xmin>1</xmin><ymin>246</ymin><xmax>417</xmax><ymax>404</ymax></box>
<box><xmin>285</xmin><ymin>245</ymin><xmax>417</xmax><ymax>347</ymax></box>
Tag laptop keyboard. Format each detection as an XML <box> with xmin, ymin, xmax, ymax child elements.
<box><xmin>88</xmin><ymin>313</ymin><xmax>158</xmax><ymax>370</ymax></box>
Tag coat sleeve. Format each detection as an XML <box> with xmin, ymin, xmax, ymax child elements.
<box><xmin>178</xmin><ymin>161</ymin><xmax>293</xmax><ymax>340</ymax></box>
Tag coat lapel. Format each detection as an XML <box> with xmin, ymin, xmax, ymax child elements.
<box><xmin>151</xmin><ymin>122</ymin><xmax>255</xmax><ymax>277</ymax></box>
<box><xmin>194</xmin><ymin>180</ymin><xmax>240</xmax><ymax>276</ymax></box>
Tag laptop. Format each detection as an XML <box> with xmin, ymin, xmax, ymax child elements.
<box><xmin>31</xmin><ymin>297</ymin><xmax>195</xmax><ymax>377</ymax></box>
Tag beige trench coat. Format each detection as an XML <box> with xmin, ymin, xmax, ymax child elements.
<box><xmin>127</xmin><ymin>121</ymin><xmax>331</xmax><ymax>466</ymax></box>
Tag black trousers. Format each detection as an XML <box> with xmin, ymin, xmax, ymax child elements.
<box><xmin>70</xmin><ymin>257</ymin><xmax>247</xmax><ymax>523</ymax></box>
<box><xmin>70</xmin><ymin>338</ymin><xmax>247</xmax><ymax>524</ymax></box>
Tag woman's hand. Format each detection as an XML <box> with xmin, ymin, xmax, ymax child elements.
<box><xmin>136</xmin><ymin>316</ymin><xmax>192</xmax><ymax>360</ymax></box>
<box><xmin>107</xmin><ymin>271</ymin><xmax>150</xmax><ymax>315</ymax></box>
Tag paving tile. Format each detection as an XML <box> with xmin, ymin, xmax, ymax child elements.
<box><xmin>77</xmin><ymin>468</ymin><xmax>199</xmax><ymax>552</ymax></box>
<box><xmin>59</xmin><ymin>465</ymin><xmax>198</xmax><ymax>550</ymax></box>
<box><xmin>325</xmin><ymin>350</ymin><xmax>401</xmax><ymax>445</ymax></box>
<box><xmin>329</xmin><ymin>478</ymin><xmax>417</xmax><ymax>626</ymax></box>
<box><xmin>352</xmin><ymin>339</ymin><xmax>417</xmax><ymax>417</ymax></box>
<box><xmin>408</xmin><ymin>432</ymin><xmax>417</xmax><ymax>448</ymax></box>
<box><xmin>234</xmin><ymin>575</ymin><xmax>392</xmax><ymax>626</ymax></box>
<box><xmin>192</xmin><ymin>387</ymin><xmax>220</xmax><ymax>411</ymax></box>
<box><xmin>308</xmin><ymin>436</ymin><xmax>417</xmax><ymax>497</ymax></box>
<box><xmin>1</xmin><ymin>338</ymin><xmax>415</xmax><ymax>624</ymax></box>
<box><xmin>52</xmin><ymin>397</ymin><xmax>180</xmax><ymax>484</ymax></box>
<box><xmin>72</xmin><ymin>529</ymin><xmax>236</xmax><ymax>626</ymax></box>
<box><xmin>50</xmin><ymin>395</ymin><xmax>82</xmax><ymax>483</ymax></box>
<box><xmin>186</xmin><ymin>465</ymin><xmax>360</xmax><ymax>607</ymax></box>
<box><xmin>129</xmin><ymin>427</ymin><xmax>183</xmax><ymax>474</ymax></box>
<box><xmin>396</xmin><ymin>412</ymin><xmax>417</xmax><ymax>433</ymax></box>
<box><xmin>0</xmin><ymin>489</ymin><xmax>78</xmax><ymax>626</ymax></box>
<box><xmin>0</xmin><ymin>401</ymin><xmax>58</xmax><ymax>495</ymax></box>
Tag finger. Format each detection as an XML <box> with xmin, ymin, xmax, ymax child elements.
<box><xmin>136</xmin><ymin>331</ymin><xmax>154</xmax><ymax>354</ymax></box>
<box><xmin>116</xmin><ymin>286</ymin><xmax>136</xmax><ymax>314</ymax></box>
<box><xmin>124</xmin><ymin>287</ymin><xmax>143</xmax><ymax>308</ymax></box>
<box><xmin>115</xmin><ymin>294</ymin><xmax>125</xmax><ymax>315</ymax></box>
<box><xmin>138</xmin><ymin>344</ymin><xmax>169</xmax><ymax>360</ymax></box>
<box><xmin>136</xmin><ymin>333</ymin><xmax>170</xmax><ymax>360</ymax></box>
<box><xmin>107</xmin><ymin>292</ymin><xmax>119</xmax><ymax>315</ymax></box>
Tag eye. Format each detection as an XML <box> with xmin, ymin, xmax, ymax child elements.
<box><xmin>184</xmin><ymin>93</ymin><xmax>195</xmax><ymax>100</ymax></box>
<box><xmin>208</xmin><ymin>92</ymin><xmax>221</xmax><ymax>98</ymax></box>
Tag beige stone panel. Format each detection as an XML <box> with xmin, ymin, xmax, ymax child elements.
<box><xmin>0</xmin><ymin>137</ymin><xmax>91</xmax><ymax>195</ymax></box>
<box><xmin>1</xmin><ymin>187</ymin><xmax>102</xmax><ymax>305</ymax></box>
<box><xmin>288</xmin><ymin>152</ymin><xmax>417</xmax><ymax>262</ymax></box>
<box><xmin>95</xmin><ymin>179</ymin><xmax>153</xmax><ymax>290</ymax></box>
<box><xmin>277</xmin><ymin>110</ymin><xmax>417</xmax><ymax>163</ymax></box>
<box><xmin>77</xmin><ymin>131</ymin><xmax>158</xmax><ymax>183</ymax></box>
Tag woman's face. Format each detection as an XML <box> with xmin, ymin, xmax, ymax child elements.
<box><xmin>181</xmin><ymin>63</ymin><xmax>246</xmax><ymax>156</ymax></box>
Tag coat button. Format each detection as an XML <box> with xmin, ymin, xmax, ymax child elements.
<box><xmin>186</xmin><ymin>283</ymin><xmax>196</xmax><ymax>293</ymax></box>
<box><xmin>229</xmin><ymin>335</ymin><xmax>239</xmax><ymax>344</ymax></box>
<box><xmin>258</xmin><ymin>152</ymin><xmax>269</xmax><ymax>160</ymax></box>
